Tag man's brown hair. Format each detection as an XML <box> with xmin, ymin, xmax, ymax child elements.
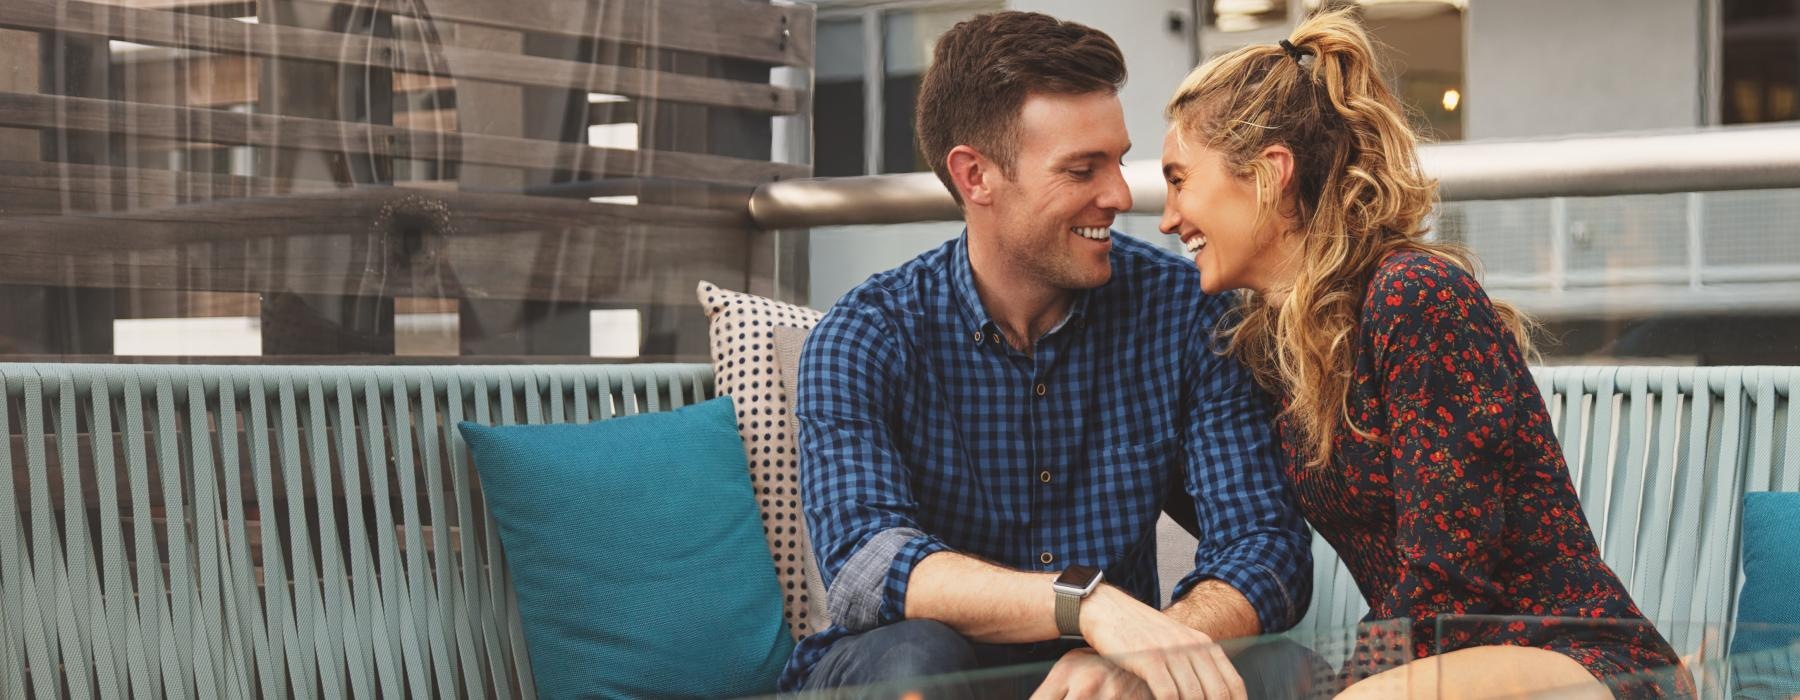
<box><xmin>915</xmin><ymin>12</ymin><xmax>1127</xmax><ymax>205</ymax></box>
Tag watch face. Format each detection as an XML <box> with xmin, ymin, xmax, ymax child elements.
<box><xmin>1055</xmin><ymin>564</ymin><xmax>1102</xmax><ymax>588</ymax></box>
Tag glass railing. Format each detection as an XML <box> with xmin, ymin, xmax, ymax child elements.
<box><xmin>759</xmin><ymin>619</ymin><xmax>1800</xmax><ymax>699</ymax></box>
<box><xmin>0</xmin><ymin>0</ymin><xmax>816</xmax><ymax>363</ymax></box>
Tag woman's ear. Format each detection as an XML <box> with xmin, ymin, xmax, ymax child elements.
<box><xmin>1259</xmin><ymin>144</ymin><xmax>1296</xmax><ymax>194</ymax></box>
<box><xmin>946</xmin><ymin>145</ymin><xmax>996</xmax><ymax>206</ymax></box>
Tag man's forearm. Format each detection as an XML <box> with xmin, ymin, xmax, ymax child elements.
<box><xmin>902</xmin><ymin>551</ymin><xmax>1064</xmax><ymax>643</ymax></box>
<box><xmin>1164</xmin><ymin>579</ymin><xmax>1262</xmax><ymax>640</ymax></box>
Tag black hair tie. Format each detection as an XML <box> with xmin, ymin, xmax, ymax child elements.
<box><xmin>1279</xmin><ymin>39</ymin><xmax>1309</xmax><ymax>62</ymax></box>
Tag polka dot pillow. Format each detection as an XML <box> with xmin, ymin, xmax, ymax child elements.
<box><xmin>698</xmin><ymin>281</ymin><xmax>825</xmax><ymax>641</ymax></box>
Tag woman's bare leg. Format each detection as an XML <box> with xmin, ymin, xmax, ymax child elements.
<box><xmin>1334</xmin><ymin>645</ymin><xmax>1611</xmax><ymax>700</ymax></box>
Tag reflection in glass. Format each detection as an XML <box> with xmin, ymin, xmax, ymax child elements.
<box><xmin>0</xmin><ymin>0</ymin><xmax>815</xmax><ymax>363</ymax></box>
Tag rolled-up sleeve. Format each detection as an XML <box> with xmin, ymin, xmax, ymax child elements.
<box><xmin>797</xmin><ymin>302</ymin><xmax>951</xmax><ymax>632</ymax></box>
<box><xmin>1170</xmin><ymin>293</ymin><xmax>1313</xmax><ymax>633</ymax></box>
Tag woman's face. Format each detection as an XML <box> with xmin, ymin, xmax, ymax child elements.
<box><xmin>1158</xmin><ymin>126</ymin><xmax>1289</xmax><ymax>297</ymax></box>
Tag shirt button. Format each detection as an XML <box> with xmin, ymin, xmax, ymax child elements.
<box><xmin>973</xmin><ymin>330</ymin><xmax>983</xmax><ymax>343</ymax></box>
<box><xmin>1040</xmin><ymin>551</ymin><xmax>1054</xmax><ymax>565</ymax></box>
<box><xmin>1034</xmin><ymin>383</ymin><xmax>1047</xmax><ymax>397</ymax></box>
<box><xmin>1039</xmin><ymin>470</ymin><xmax>1052</xmax><ymax>483</ymax></box>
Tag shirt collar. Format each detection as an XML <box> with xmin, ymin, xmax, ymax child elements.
<box><xmin>948</xmin><ymin>231</ymin><xmax>1094</xmax><ymax>346</ymax></box>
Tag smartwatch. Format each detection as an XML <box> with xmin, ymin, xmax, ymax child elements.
<box><xmin>1052</xmin><ymin>565</ymin><xmax>1104</xmax><ymax>639</ymax></box>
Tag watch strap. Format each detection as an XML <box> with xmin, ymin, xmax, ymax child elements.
<box><xmin>1054</xmin><ymin>588</ymin><xmax>1082</xmax><ymax>638</ymax></box>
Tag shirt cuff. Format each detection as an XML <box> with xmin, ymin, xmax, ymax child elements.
<box><xmin>881</xmin><ymin>532</ymin><xmax>952</xmax><ymax>627</ymax></box>
<box><xmin>825</xmin><ymin>528</ymin><xmax>950</xmax><ymax>631</ymax></box>
<box><xmin>1172</xmin><ymin>559</ymin><xmax>1300</xmax><ymax>633</ymax></box>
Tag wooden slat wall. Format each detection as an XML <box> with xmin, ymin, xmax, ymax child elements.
<box><xmin>0</xmin><ymin>92</ymin><xmax>808</xmax><ymax>185</ymax></box>
<box><xmin>0</xmin><ymin>0</ymin><xmax>815</xmax><ymax>362</ymax></box>
<box><xmin>1</xmin><ymin>0</ymin><xmax>805</xmax><ymax>114</ymax></box>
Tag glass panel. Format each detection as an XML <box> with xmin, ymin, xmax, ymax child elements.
<box><xmin>1441</xmin><ymin>187</ymin><xmax>1800</xmax><ymax>365</ymax></box>
<box><xmin>880</xmin><ymin>5</ymin><xmax>1001</xmax><ymax>174</ymax></box>
<box><xmin>0</xmin><ymin>0</ymin><xmax>815</xmax><ymax>363</ymax></box>
<box><xmin>760</xmin><ymin>621</ymin><xmax>1411</xmax><ymax>699</ymax></box>
<box><xmin>1435</xmin><ymin>617</ymin><xmax>1800</xmax><ymax>698</ymax></box>
<box><xmin>815</xmin><ymin>17</ymin><xmax>867</xmax><ymax>177</ymax></box>
<box><xmin>1722</xmin><ymin>0</ymin><xmax>1800</xmax><ymax>124</ymax></box>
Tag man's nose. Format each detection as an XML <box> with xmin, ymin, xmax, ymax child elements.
<box><xmin>1098</xmin><ymin>163</ymin><xmax>1132</xmax><ymax>212</ymax></box>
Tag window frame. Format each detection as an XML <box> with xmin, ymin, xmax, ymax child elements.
<box><xmin>814</xmin><ymin>0</ymin><xmax>1004</xmax><ymax>175</ymax></box>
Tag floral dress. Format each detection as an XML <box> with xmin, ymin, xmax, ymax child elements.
<box><xmin>1279</xmin><ymin>250</ymin><xmax>1689</xmax><ymax>697</ymax></box>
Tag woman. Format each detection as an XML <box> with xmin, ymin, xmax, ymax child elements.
<box><xmin>1158</xmin><ymin>8</ymin><xmax>1688</xmax><ymax>699</ymax></box>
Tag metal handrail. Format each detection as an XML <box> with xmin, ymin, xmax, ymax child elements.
<box><xmin>748</xmin><ymin>124</ymin><xmax>1800</xmax><ymax>229</ymax></box>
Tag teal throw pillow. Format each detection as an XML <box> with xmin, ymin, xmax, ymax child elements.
<box><xmin>459</xmin><ymin>396</ymin><xmax>793</xmax><ymax>699</ymax></box>
<box><xmin>1730</xmin><ymin>491</ymin><xmax>1800</xmax><ymax>698</ymax></box>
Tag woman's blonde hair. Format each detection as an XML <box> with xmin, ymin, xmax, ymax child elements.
<box><xmin>1165</xmin><ymin>8</ymin><xmax>1536</xmax><ymax>469</ymax></box>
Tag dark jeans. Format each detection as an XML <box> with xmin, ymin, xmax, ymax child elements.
<box><xmin>801</xmin><ymin>620</ymin><xmax>1333</xmax><ymax>699</ymax></box>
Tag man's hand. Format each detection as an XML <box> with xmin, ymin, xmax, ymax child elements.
<box><xmin>1029</xmin><ymin>648</ymin><xmax>1151</xmax><ymax>700</ymax></box>
<box><xmin>1079</xmin><ymin>586</ymin><xmax>1247</xmax><ymax>700</ymax></box>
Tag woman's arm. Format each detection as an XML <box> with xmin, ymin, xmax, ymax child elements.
<box><xmin>1367</xmin><ymin>255</ymin><xmax>1527</xmax><ymax>645</ymax></box>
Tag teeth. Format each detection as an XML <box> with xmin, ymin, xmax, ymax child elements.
<box><xmin>1184</xmin><ymin>235</ymin><xmax>1207</xmax><ymax>255</ymax></box>
<box><xmin>1073</xmin><ymin>226</ymin><xmax>1111</xmax><ymax>241</ymax></box>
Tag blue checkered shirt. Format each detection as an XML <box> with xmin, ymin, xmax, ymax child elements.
<box><xmin>781</xmin><ymin>232</ymin><xmax>1311</xmax><ymax>690</ymax></box>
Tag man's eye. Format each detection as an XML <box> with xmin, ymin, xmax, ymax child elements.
<box><xmin>1167</xmin><ymin>177</ymin><xmax>1183</xmax><ymax>189</ymax></box>
<box><xmin>1070</xmin><ymin>169</ymin><xmax>1094</xmax><ymax>179</ymax></box>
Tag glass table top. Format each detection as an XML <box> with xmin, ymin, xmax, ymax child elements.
<box><xmin>761</xmin><ymin>618</ymin><xmax>1799</xmax><ymax>699</ymax></box>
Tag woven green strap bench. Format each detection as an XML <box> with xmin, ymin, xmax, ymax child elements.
<box><xmin>1</xmin><ymin>363</ymin><xmax>1794</xmax><ymax>696</ymax></box>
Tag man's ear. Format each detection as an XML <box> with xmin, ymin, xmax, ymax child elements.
<box><xmin>1259</xmin><ymin>144</ymin><xmax>1296</xmax><ymax>194</ymax></box>
<box><xmin>946</xmin><ymin>145</ymin><xmax>998</xmax><ymax>206</ymax></box>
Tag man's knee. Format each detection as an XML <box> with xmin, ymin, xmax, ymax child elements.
<box><xmin>808</xmin><ymin>620</ymin><xmax>979</xmax><ymax>690</ymax></box>
<box><xmin>866</xmin><ymin>620</ymin><xmax>979</xmax><ymax>678</ymax></box>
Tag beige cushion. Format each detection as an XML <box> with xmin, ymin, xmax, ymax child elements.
<box><xmin>698</xmin><ymin>281</ymin><xmax>826</xmax><ymax>640</ymax></box>
<box><xmin>1157</xmin><ymin>514</ymin><xmax>1198</xmax><ymax>607</ymax></box>
<box><xmin>774</xmin><ymin>323</ymin><xmax>832</xmax><ymax>631</ymax></box>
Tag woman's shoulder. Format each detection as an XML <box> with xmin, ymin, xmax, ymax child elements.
<box><xmin>1368</xmin><ymin>248</ymin><xmax>1478</xmax><ymax>290</ymax></box>
<box><xmin>1360</xmin><ymin>247</ymin><xmax>1500</xmax><ymax>350</ymax></box>
<box><xmin>1366</xmin><ymin>249</ymin><xmax>1487</xmax><ymax>307</ymax></box>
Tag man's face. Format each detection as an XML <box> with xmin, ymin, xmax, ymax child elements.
<box><xmin>985</xmin><ymin>91</ymin><xmax>1133</xmax><ymax>291</ymax></box>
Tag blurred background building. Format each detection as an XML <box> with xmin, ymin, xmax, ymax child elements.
<box><xmin>804</xmin><ymin>0</ymin><xmax>1800</xmax><ymax>365</ymax></box>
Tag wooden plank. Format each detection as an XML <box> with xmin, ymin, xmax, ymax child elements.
<box><xmin>393</xmin><ymin>109</ymin><xmax>457</xmax><ymax>132</ymax></box>
<box><xmin>94</xmin><ymin>0</ymin><xmax>253</xmax><ymax>10</ymax></box>
<box><xmin>0</xmin><ymin>159</ymin><xmax>335</xmax><ymax>212</ymax></box>
<box><xmin>0</xmin><ymin>0</ymin><xmax>803</xmax><ymax>114</ymax></box>
<box><xmin>0</xmin><ymin>29</ymin><xmax>37</xmax><ymax>162</ymax></box>
<box><xmin>0</xmin><ymin>185</ymin><xmax>751</xmax><ymax>303</ymax></box>
<box><xmin>114</xmin><ymin>54</ymin><xmax>258</xmax><ymax>108</ymax></box>
<box><xmin>116</xmin><ymin>56</ymin><xmax>446</xmax><ymax>109</ymax></box>
<box><xmin>0</xmin><ymin>91</ymin><xmax>808</xmax><ymax>185</ymax></box>
<box><xmin>89</xmin><ymin>0</ymin><xmax>814</xmax><ymax>66</ymax></box>
<box><xmin>393</xmin><ymin>0</ymin><xmax>813</xmax><ymax>67</ymax></box>
<box><xmin>393</xmin><ymin>71</ymin><xmax>455</xmax><ymax>93</ymax></box>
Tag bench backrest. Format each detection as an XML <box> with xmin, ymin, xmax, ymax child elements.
<box><xmin>1293</xmin><ymin>366</ymin><xmax>1800</xmax><ymax>657</ymax></box>
<box><xmin>0</xmin><ymin>363</ymin><xmax>712</xmax><ymax>699</ymax></box>
<box><xmin>3</xmin><ymin>363</ymin><xmax>1793</xmax><ymax>697</ymax></box>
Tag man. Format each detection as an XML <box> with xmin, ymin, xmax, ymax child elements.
<box><xmin>785</xmin><ymin>11</ymin><xmax>1311</xmax><ymax>699</ymax></box>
